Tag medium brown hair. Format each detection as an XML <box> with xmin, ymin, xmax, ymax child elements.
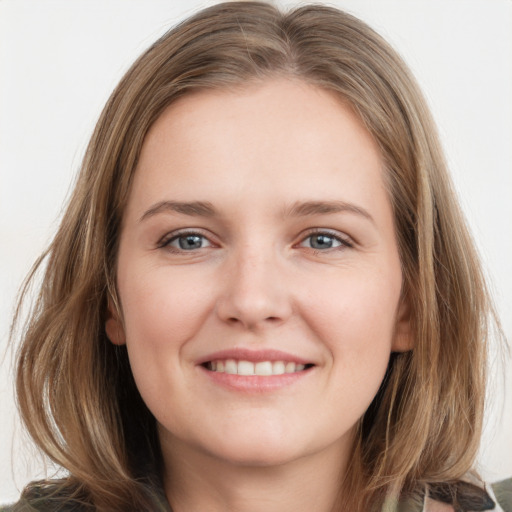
<box><xmin>13</xmin><ymin>2</ymin><xmax>497</xmax><ymax>510</ymax></box>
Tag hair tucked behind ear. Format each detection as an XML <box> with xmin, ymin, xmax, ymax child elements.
<box><xmin>13</xmin><ymin>2</ymin><xmax>502</xmax><ymax>511</ymax></box>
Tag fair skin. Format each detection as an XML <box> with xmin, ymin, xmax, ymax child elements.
<box><xmin>106</xmin><ymin>78</ymin><xmax>411</xmax><ymax>512</ymax></box>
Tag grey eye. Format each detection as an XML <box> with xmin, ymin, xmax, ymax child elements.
<box><xmin>169</xmin><ymin>234</ymin><xmax>212</xmax><ymax>250</ymax></box>
<box><xmin>301</xmin><ymin>233</ymin><xmax>343</xmax><ymax>250</ymax></box>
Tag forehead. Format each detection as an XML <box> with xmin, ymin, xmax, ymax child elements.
<box><xmin>130</xmin><ymin>79</ymin><xmax>386</xmax><ymax>210</ymax></box>
<box><xmin>144</xmin><ymin>79</ymin><xmax>378</xmax><ymax>158</ymax></box>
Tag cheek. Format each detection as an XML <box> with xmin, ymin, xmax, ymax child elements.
<box><xmin>302</xmin><ymin>268</ymin><xmax>400</xmax><ymax>378</ymax></box>
<box><xmin>117</xmin><ymin>267</ymin><xmax>223</xmax><ymax>435</ymax></box>
<box><xmin>311</xmin><ymin>281</ymin><xmax>398</xmax><ymax>423</ymax></box>
<box><xmin>120</xmin><ymin>268</ymin><xmax>211</xmax><ymax>346</ymax></box>
<box><xmin>117</xmin><ymin>268</ymin><xmax>216</xmax><ymax>401</ymax></box>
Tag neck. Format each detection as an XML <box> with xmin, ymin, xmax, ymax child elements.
<box><xmin>160</xmin><ymin>432</ymin><xmax>351</xmax><ymax>512</ymax></box>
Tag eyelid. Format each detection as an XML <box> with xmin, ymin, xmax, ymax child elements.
<box><xmin>157</xmin><ymin>228</ymin><xmax>216</xmax><ymax>250</ymax></box>
<box><xmin>156</xmin><ymin>227</ymin><xmax>354</xmax><ymax>252</ymax></box>
<box><xmin>296</xmin><ymin>228</ymin><xmax>354</xmax><ymax>250</ymax></box>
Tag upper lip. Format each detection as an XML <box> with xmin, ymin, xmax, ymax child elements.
<box><xmin>197</xmin><ymin>348</ymin><xmax>313</xmax><ymax>366</ymax></box>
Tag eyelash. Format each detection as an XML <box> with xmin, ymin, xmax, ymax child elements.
<box><xmin>158</xmin><ymin>230</ymin><xmax>214</xmax><ymax>253</ymax></box>
<box><xmin>158</xmin><ymin>229</ymin><xmax>353</xmax><ymax>253</ymax></box>
<box><xmin>298</xmin><ymin>229</ymin><xmax>354</xmax><ymax>252</ymax></box>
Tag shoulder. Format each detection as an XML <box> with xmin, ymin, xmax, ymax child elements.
<box><xmin>0</xmin><ymin>481</ymin><xmax>90</xmax><ymax>512</ymax></box>
<box><xmin>0</xmin><ymin>500</ymin><xmax>87</xmax><ymax>512</ymax></box>
<box><xmin>0</xmin><ymin>504</ymin><xmax>79</xmax><ymax>512</ymax></box>
<box><xmin>492</xmin><ymin>478</ymin><xmax>512</xmax><ymax>512</ymax></box>
<box><xmin>396</xmin><ymin>476</ymin><xmax>512</xmax><ymax>512</ymax></box>
<box><xmin>0</xmin><ymin>500</ymin><xmax>86</xmax><ymax>512</ymax></box>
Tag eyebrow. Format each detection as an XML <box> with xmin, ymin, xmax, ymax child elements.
<box><xmin>139</xmin><ymin>200</ymin><xmax>216</xmax><ymax>222</ymax></box>
<box><xmin>139</xmin><ymin>199</ymin><xmax>374</xmax><ymax>224</ymax></box>
<box><xmin>284</xmin><ymin>200</ymin><xmax>375</xmax><ymax>224</ymax></box>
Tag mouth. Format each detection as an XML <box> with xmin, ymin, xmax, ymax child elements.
<box><xmin>202</xmin><ymin>359</ymin><xmax>315</xmax><ymax>376</ymax></box>
<box><xmin>197</xmin><ymin>349</ymin><xmax>316</xmax><ymax>390</ymax></box>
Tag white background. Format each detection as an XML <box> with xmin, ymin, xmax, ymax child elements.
<box><xmin>1</xmin><ymin>0</ymin><xmax>511</xmax><ymax>504</ymax></box>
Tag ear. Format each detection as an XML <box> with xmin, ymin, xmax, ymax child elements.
<box><xmin>391</xmin><ymin>294</ymin><xmax>413</xmax><ymax>352</ymax></box>
<box><xmin>105</xmin><ymin>299</ymin><xmax>126</xmax><ymax>346</ymax></box>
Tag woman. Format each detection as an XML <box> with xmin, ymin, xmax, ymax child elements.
<box><xmin>4</xmin><ymin>2</ymin><xmax>511</xmax><ymax>511</ymax></box>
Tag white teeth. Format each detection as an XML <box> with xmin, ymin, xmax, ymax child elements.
<box><xmin>225</xmin><ymin>359</ymin><xmax>237</xmax><ymax>374</ymax></box>
<box><xmin>207</xmin><ymin>359</ymin><xmax>309</xmax><ymax>375</ymax></box>
<box><xmin>238</xmin><ymin>360</ymin><xmax>255</xmax><ymax>375</ymax></box>
<box><xmin>255</xmin><ymin>361</ymin><xmax>273</xmax><ymax>376</ymax></box>
<box><xmin>272</xmin><ymin>361</ymin><xmax>285</xmax><ymax>375</ymax></box>
<box><xmin>285</xmin><ymin>362</ymin><xmax>296</xmax><ymax>373</ymax></box>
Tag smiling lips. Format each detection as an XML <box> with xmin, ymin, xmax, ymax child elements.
<box><xmin>199</xmin><ymin>349</ymin><xmax>314</xmax><ymax>390</ymax></box>
<box><xmin>206</xmin><ymin>359</ymin><xmax>308</xmax><ymax>375</ymax></box>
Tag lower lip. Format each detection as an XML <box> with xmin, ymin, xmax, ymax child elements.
<box><xmin>198</xmin><ymin>365</ymin><xmax>313</xmax><ymax>393</ymax></box>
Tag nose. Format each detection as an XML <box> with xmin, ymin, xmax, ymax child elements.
<box><xmin>215</xmin><ymin>246</ymin><xmax>293</xmax><ymax>330</ymax></box>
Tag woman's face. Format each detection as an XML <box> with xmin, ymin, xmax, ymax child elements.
<box><xmin>107</xmin><ymin>79</ymin><xmax>411</xmax><ymax>469</ymax></box>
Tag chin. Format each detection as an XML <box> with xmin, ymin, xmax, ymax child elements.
<box><xmin>202</xmin><ymin>423</ymin><xmax>314</xmax><ymax>467</ymax></box>
<box><xmin>212</xmin><ymin>443</ymin><xmax>303</xmax><ymax>468</ymax></box>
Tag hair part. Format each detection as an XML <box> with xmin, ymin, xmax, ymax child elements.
<box><xmin>13</xmin><ymin>2</ymin><xmax>498</xmax><ymax>511</ymax></box>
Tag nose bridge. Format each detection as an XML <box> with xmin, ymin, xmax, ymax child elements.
<box><xmin>216</xmin><ymin>240</ymin><xmax>292</xmax><ymax>328</ymax></box>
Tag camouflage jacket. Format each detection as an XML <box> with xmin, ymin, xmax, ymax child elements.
<box><xmin>1</xmin><ymin>477</ymin><xmax>511</xmax><ymax>511</ymax></box>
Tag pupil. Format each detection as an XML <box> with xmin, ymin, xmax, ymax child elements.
<box><xmin>311</xmin><ymin>234</ymin><xmax>333</xmax><ymax>249</ymax></box>
<box><xmin>179</xmin><ymin>235</ymin><xmax>202</xmax><ymax>250</ymax></box>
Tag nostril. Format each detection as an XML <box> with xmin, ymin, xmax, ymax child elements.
<box><xmin>229</xmin><ymin>316</ymin><xmax>279</xmax><ymax>322</ymax></box>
